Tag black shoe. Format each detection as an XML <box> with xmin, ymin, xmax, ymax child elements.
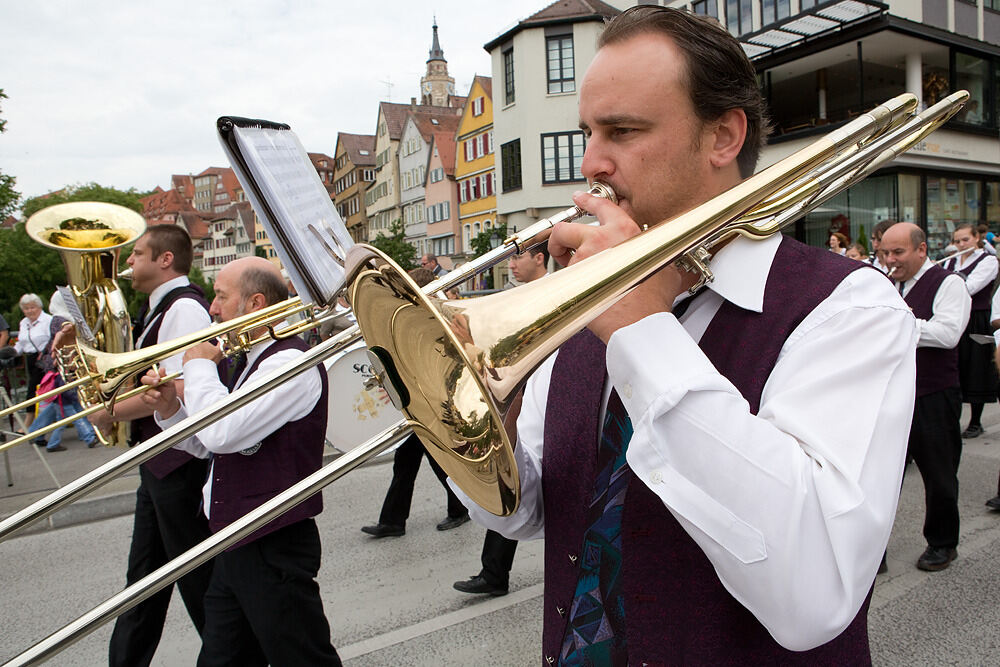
<box><xmin>916</xmin><ymin>545</ymin><xmax>957</xmax><ymax>571</ymax></box>
<box><xmin>46</xmin><ymin>445</ymin><xmax>67</xmax><ymax>452</ymax></box>
<box><xmin>961</xmin><ymin>424</ymin><xmax>984</xmax><ymax>438</ymax></box>
<box><xmin>436</xmin><ymin>513</ymin><xmax>470</xmax><ymax>531</ymax></box>
<box><xmin>360</xmin><ymin>523</ymin><xmax>404</xmax><ymax>538</ymax></box>
<box><xmin>877</xmin><ymin>552</ymin><xmax>888</xmax><ymax>575</ymax></box>
<box><xmin>453</xmin><ymin>574</ymin><xmax>508</xmax><ymax>596</ymax></box>
<box><xmin>33</xmin><ymin>440</ymin><xmax>46</xmax><ymax>447</ymax></box>
<box><xmin>986</xmin><ymin>495</ymin><xmax>1000</xmax><ymax>511</ymax></box>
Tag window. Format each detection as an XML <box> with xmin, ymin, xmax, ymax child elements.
<box><xmin>363</xmin><ymin>169</ymin><xmax>376</xmax><ymax>181</ymax></box>
<box><xmin>760</xmin><ymin>0</ymin><xmax>789</xmax><ymax>26</ymax></box>
<box><xmin>546</xmin><ymin>35</ymin><xmax>575</xmax><ymax>94</ymax></box>
<box><xmin>473</xmin><ymin>97</ymin><xmax>484</xmax><ymax>116</ymax></box>
<box><xmin>503</xmin><ymin>47</ymin><xmax>515</xmax><ymax>105</ymax></box>
<box><xmin>692</xmin><ymin>0</ymin><xmax>718</xmax><ymax>18</ymax></box>
<box><xmin>541</xmin><ymin>132</ymin><xmax>586</xmax><ymax>184</ymax></box>
<box><xmin>726</xmin><ymin>0</ymin><xmax>753</xmax><ymax>35</ymax></box>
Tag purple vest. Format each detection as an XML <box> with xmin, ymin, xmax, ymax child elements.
<box><xmin>208</xmin><ymin>336</ymin><xmax>328</xmax><ymax>548</ymax></box>
<box><xmin>541</xmin><ymin>237</ymin><xmax>872</xmax><ymax>666</ymax></box>
<box><xmin>136</xmin><ymin>285</ymin><xmax>211</xmax><ymax>479</ymax></box>
<box><xmin>905</xmin><ymin>264</ymin><xmax>961</xmax><ymax>397</ymax></box>
<box><xmin>945</xmin><ymin>252</ymin><xmax>993</xmax><ymax>311</ymax></box>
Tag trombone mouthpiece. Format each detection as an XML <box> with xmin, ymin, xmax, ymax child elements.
<box><xmin>117</xmin><ymin>268</ymin><xmax>133</xmax><ymax>281</ymax></box>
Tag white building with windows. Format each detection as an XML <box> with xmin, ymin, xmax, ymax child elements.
<box><xmin>486</xmin><ymin>0</ymin><xmax>626</xmax><ymax>234</ymax></box>
<box><xmin>399</xmin><ymin>111</ymin><xmax>461</xmax><ymax>259</ymax></box>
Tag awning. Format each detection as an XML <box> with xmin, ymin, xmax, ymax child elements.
<box><xmin>741</xmin><ymin>0</ymin><xmax>887</xmax><ymax>60</ymax></box>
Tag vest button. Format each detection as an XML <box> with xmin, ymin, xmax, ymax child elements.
<box><xmin>568</xmin><ymin>553</ymin><xmax>577</xmax><ymax>564</ymax></box>
<box><xmin>545</xmin><ymin>656</ymin><xmax>554</xmax><ymax>664</ymax></box>
<box><xmin>556</xmin><ymin>605</ymin><xmax>565</xmax><ymax>616</ymax></box>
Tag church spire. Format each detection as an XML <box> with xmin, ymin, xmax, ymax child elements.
<box><xmin>428</xmin><ymin>16</ymin><xmax>445</xmax><ymax>63</ymax></box>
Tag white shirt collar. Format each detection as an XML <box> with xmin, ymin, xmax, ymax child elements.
<box><xmin>674</xmin><ymin>233</ymin><xmax>781</xmax><ymax>314</ymax></box>
<box><xmin>147</xmin><ymin>275</ymin><xmax>191</xmax><ymax>314</ymax></box>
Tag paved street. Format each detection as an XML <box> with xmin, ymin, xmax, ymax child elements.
<box><xmin>1</xmin><ymin>406</ymin><xmax>999</xmax><ymax>666</ymax></box>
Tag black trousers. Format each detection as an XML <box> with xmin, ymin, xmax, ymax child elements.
<box><xmin>109</xmin><ymin>459</ymin><xmax>214</xmax><ymax>667</ymax></box>
<box><xmin>379</xmin><ymin>432</ymin><xmax>466</xmax><ymax>527</ymax></box>
<box><xmin>197</xmin><ymin>519</ymin><xmax>341</xmax><ymax>667</ymax></box>
<box><xmin>907</xmin><ymin>387</ymin><xmax>963</xmax><ymax>549</ymax></box>
<box><xmin>480</xmin><ymin>529</ymin><xmax>518</xmax><ymax>587</ymax></box>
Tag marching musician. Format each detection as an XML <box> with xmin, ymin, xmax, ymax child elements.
<box><xmin>455</xmin><ymin>7</ymin><xmax>917</xmax><ymax>663</ymax></box>
<box><xmin>97</xmin><ymin>225</ymin><xmax>214</xmax><ymax>667</ymax></box>
<box><xmin>942</xmin><ymin>222</ymin><xmax>999</xmax><ymax>439</ymax></box>
<box><xmin>141</xmin><ymin>256</ymin><xmax>340</xmax><ymax>666</ymax></box>
<box><xmin>883</xmin><ymin>222</ymin><xmax>970</xmax><ymax>572</ymax></box>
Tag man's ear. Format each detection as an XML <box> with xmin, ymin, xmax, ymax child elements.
<box><xmin>250</xmin><ymin>293</ymin><xmax>268</xmax><ymax>311</ymax></box>
<box><xmin>156</xmin><ymin>250</ymin><xmax>174</xmax><ymax>270</ymax></box>
<box><xmin>708</xmin><ymin>108</ymin><xmax>747</xmax><ymax>170</ymax></box>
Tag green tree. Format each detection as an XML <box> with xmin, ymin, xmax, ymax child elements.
<box><xmin>470</xmin><ymin>224</ymin><xmax>507</xmax><ymax>258</ymax></box>
<box><xmin>21</xmin><ymin>182</ymin><xmax>147</xmax><ymax>218</ymax></box>
<box><xmin>370</xmin><ymin>220</ymin><xmax>417</xmax><ymax>271</ymax></box>
<box><xmin>0</xmin><ymin>222</ymin><xmax>66</xmax><ymax>327</ymax></box>
<box><xmin>469</xmin><ymin>224</ymin><xmax>508</xmax><ymax>290</ymax></box>
<box><xmin>0</xmin><ymin>89</ymin><xmax>21</xmax><ymax>218</ymax></box>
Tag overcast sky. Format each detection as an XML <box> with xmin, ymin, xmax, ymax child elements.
<box><xmin>0</xmin><ymin>0</ymin><xmax>550</xmax><ymax>203</ymax></box>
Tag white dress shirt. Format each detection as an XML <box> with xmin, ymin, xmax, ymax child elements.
<box><xmin>14</xmin><ymin>312</ymin><xmax>53</xmax><ymax>354</ymax></box>
<box><xmin>138</xmin><ymin>276</ymin><xmax>213</xmax><ymax>457</ymax></box>
<box><xmin>155</xmin><ymin>339</ymin><xmax>322</xmax><ymax>517</ymax></box>
<box><xmin>897</xmin><ymin>258</ymin><xmax>971</xmax><ymax>349</ymax></box>
<box><xmin>136</xmin><ymin>276</ymin><xmax>213</xmax><ymax>376</ymax></box>
<box><xmin>456</xmin><ymin>233</ymin><xmax>918</xmax><ymax>651</ymax></box>
<box><xmin>950</xmin><ymin>248</ymin><xmax>999</xmax><ymax>298</ymax></box>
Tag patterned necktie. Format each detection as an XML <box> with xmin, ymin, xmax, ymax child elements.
<box><xmin>560</xmin><ymin>389</ymin><xmax>633</xmax><ymax>665</ymax></box>
<box><xmin>223</xmin><ymin>352</ymin><xmax>247</xmax><ymax>391</ymax></box>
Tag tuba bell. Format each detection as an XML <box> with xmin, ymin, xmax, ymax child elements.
<box><xmin>25</xmin><ymin>201</ymin><xmax>146</xmax><ymax>446</ymax></box>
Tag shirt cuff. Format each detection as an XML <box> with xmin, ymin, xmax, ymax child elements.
<box><xmin>605</xmin><ymin>312</ymin><xmax>718</xmax><ymax>421</ymax></box>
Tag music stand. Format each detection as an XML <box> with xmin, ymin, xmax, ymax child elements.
<box><xmin>217</xmin><ymin>117</ymin><xmax>355</xmax><ymax>308</ymax></box>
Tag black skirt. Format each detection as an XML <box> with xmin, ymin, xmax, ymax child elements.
<box><xmin>958</xmin><ymin>308</ymin><xmax>999</xmax><ymax>403</ymax></box>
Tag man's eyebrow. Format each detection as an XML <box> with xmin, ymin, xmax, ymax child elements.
<box><xmin>580</xmin><ymin>114</ymin><xmax>651</xmax><ymax>130</ymax></box>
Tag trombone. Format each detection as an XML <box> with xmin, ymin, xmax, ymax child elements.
<box><xmin>0</xmin><ymin>181</ymin><xmax>616</xmax><ymax>544</ymax></box>
<box><xmin>0</xmin><ymin>297</ymin><xmax>319</xmax><ymax>453</ymax></box>
<box><xmin>2</xmin><ymin>91</ymin><xmax>967</xmax><ymax>666</ymax></box>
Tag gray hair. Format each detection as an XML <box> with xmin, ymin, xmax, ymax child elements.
<box><xmin>19</xmin><ymin>294</ymin><xmax>43</xmax><ymax>309</ymax></box>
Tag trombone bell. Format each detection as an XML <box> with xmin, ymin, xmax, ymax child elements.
<box><xmin>346</xmin><ymin>246</ymin><xmax>519</xmax><ymax>517</ymax></box>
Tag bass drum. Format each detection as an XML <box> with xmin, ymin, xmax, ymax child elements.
<box><xmin>323</xmin><ymin>341</ymin><xmax>405</xmax><ymax>454</ymax></box>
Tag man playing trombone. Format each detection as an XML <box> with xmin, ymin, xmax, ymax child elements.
<box><xmin>95</xmin><ymin>224</ymin><xmax>214</xmax><ymax>667</ymax></box>
<box><xmin>141</xmin><ymin>256</ymin><xmax>340</xmax><ymax>666</ymax></box>
<box><xmin>457</xmin><ymin>6</ymin><xmax>917</xmax><ymax>664</ymax></box>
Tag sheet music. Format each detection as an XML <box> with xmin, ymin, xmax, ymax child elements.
<box><xmin>227</xmin><ymin>124</ymin><xmax>354</xmax><ymax>306</ymax></box>
<box><xmin>56</xmin><ymin>285</ymin><xmax>97</xmax><ymax>346</ymax></box>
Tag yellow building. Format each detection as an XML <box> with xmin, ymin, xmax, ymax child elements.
<box><xmin>454</xmin><ymin>76</ymin><xmax>496</xmax><ymax>259</ymax></box>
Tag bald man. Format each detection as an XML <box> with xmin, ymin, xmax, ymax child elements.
<box><xmin>142</xmin><ymin>257</ymin><xmax>340</xmax><ymax>666</ymax></box>
<box><xmin>882</xmin><ymin>222</ymin><xmax>971</xmax><ymax>572</ymax></box>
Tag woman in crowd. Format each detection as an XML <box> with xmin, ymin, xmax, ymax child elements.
<box><xmin>828</xmin><ymin>232</ymin><xmax>849</xmax><ymax>255</ymax></box>
<box><xmin>13</xmin><ymin>293</ymin><xmax>53</xmax><ymax>429</ymax></box>
<box><xmin>846</xmin><ymin>242</ymin><xmax>869</xmax><ymax>262</ymax></box>
<box><xmin>944</xmin><ymin>223</ymin><xmax>999</xmax><ymax>438</ymax></box>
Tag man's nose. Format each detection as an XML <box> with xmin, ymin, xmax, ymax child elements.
<box><xmin>580</xmin><ymin>137</ymin><xmax>613</xmax><ymax>183</ymax></box>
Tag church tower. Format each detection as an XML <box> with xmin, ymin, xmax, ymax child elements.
<box><xmin>420</xmin><ymin>18</ymin><xmax>455</xmax><ymax>107</ymax></box>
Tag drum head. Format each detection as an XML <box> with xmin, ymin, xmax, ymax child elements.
<box><xmin>324</xmin><ymin>342</ymin><xmax>405</xmax><ymax>453</ymax></box>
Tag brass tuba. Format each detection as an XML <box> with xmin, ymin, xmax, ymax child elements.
<box><xmin>25</xmin><ymin>201</ymin><xmax>146</xmax><ymax>446</ymax></box>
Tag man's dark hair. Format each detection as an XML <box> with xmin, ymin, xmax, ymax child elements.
<box><xmin>408</xmin><ymin>267</ymin><xmax>436</xmax><ymax>288</ymax></box>
<box><xmin>143</xmin><ymin>224</ymin><xmax>193</xmax><ymax>274</ymax></box>
<box><xmin>240</xmin><ymin>266</ymin><xmax>287</xmax><ymax>306</ymax></box>
<box><xmin>525</xmin><ymin>241</ymin><xmax>550</xmax><ymax>265</ymax></box>
<box><xmin>598</xmin><ymin>6</ymin><xmax>770</xmax><ymax>178</ymax></box>
<box><xmin>872</xmin><ymin>218</ymin><xmax>896</xmax><ymax>240</ymax></box>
